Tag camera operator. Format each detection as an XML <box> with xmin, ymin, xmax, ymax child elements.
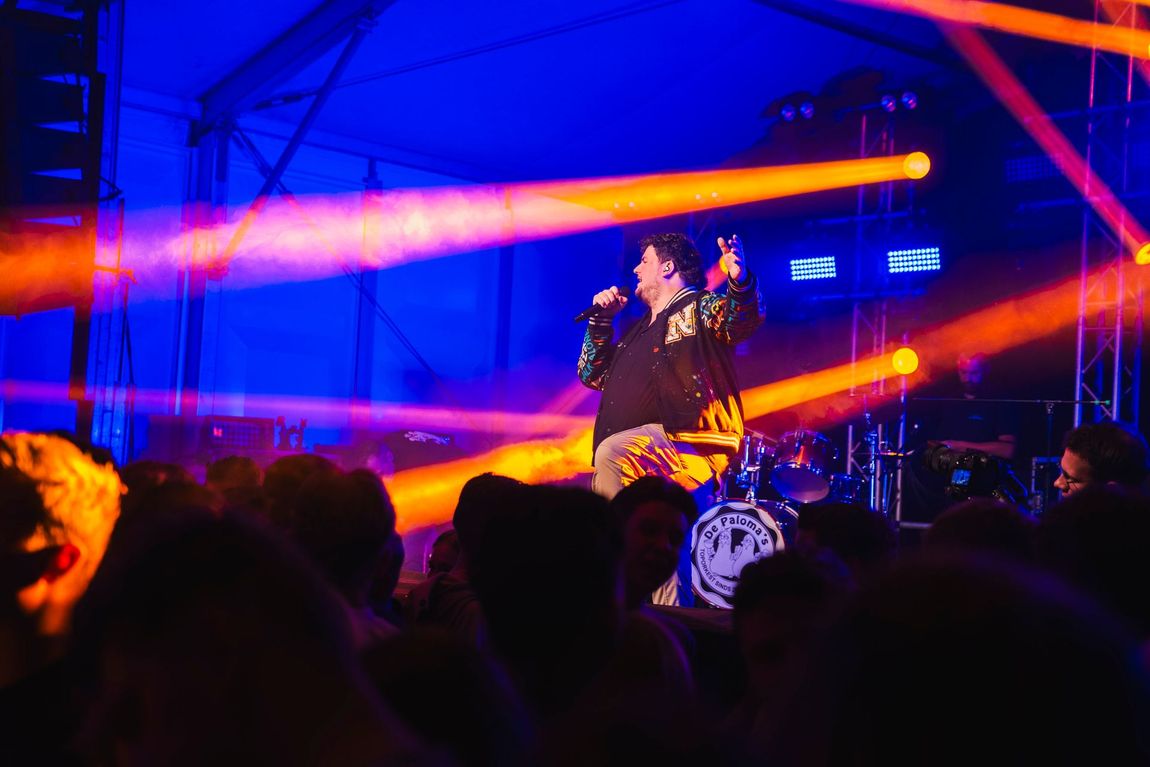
<box><xmin>932</xmin><ymin>353</ymin><xmax>1018</xmax><ymax>459</ymax></box>
<box><xmin>903</xmin><ymin>353</ymin><xmax>1020</xmax><ymax>522</ymax></box>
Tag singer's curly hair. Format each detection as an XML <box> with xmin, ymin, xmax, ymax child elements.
<box><xmin>639</xmin><ymin>233</ymin><xmax>704</xmax><ymax>288</ymax></box>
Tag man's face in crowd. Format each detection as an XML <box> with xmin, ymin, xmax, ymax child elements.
<box><xmin>623</xmin><ymin>500</ymin><xmax>688</xmax><ymax>597</ymax></box>
<box><xmin>1053</xmin><ymin>448</ymin><xmax>1092</xmax><ymax>497</ymax></box>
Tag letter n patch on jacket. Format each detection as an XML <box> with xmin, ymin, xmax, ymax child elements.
<box><xmin>665</xmin><ymin>304</ymin><xmax>697</xmax><ymax>344</ymax></box>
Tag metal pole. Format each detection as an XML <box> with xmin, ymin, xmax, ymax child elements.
<box><xmin>216</xmin><ymin>23</ymin><xmax>370</xmax><ymax>267</ymax></box>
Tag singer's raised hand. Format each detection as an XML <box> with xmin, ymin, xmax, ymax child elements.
<box><xmin>592</xmin><ymin>285</ymin><xmax>628</xmax><ymax>317</ymax></box>
<box><xmin>718</xmin><ymin>234</ymin><xmax>746</xmax><ymax>284</ymax></box>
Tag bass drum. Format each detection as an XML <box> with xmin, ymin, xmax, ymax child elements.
<box><xmin>690</xmin><ymin>499</ymin><xmax>797</xmax><ymax>609</ymax></box>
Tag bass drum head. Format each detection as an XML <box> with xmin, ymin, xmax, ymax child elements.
<box><xmin>690</xmin><ymin>499</ymin><xmax>794</xmax><ymax>609</ymax></box>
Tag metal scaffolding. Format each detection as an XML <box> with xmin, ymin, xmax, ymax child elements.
<box><xmin>1073</xmin><ymin>0</ymin><xmax>1146</xmax><ymax>428</ymax></box>
<box><xmin>844</xmin><ymin>111</ymin><xmax>904</xmax><ymax>518</ymax></box>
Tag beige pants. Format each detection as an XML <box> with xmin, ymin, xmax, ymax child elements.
<box><xmin>591</xmin><ymin>423</ymin><xmax>726</xmax><ymax>500</ymax></box>
<box><xmin>592</xmin><ymin>424</ymin><xmax>730</xmax><ymax>607</ymax></box>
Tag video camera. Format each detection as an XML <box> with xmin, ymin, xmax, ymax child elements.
<box><xmin>920</xmin><ymin>442</ymin><xmax>1028</xmax><ymax>507</ymax></box>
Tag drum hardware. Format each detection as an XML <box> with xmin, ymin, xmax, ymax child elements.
<box><xmin>846</xmin><ymin>400</ymin><xmax>909</xmax><ymax>518</ymax></box>
<box><xmin>772</xmin><ymin>430</ymin><xmax>835</xmax><ymax>504</ymax></box>
<box><xmin>721</xmin><ymin>432</ymin><xmax>774</xmax><ymax>504</ymax></box>
<box><xmin>722</xmin><ymin>431</ymin><xmax>874</xmax><ymax>508</ymax></box>
<box><xmin>827</xmin><ymin>473</ymin><xmax>866</xmax><ymax>504</ymax></box>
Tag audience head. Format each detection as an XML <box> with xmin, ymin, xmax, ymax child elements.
<box><xmin>291</xmin><ymin>468</ymin><xmax>397</xmax><ymax>606</ymax></box>
<box><xmin>762</xmin><ymin>554</ymin><xmax>1150</xmax><ymax>765</ymax></box>
<box><xmin>427</xmin><ymin>528</ymin><xmax>460</xmax><ymax>575</ymax></box>
<box><xmin>118</xmin><ymin>460</ymin><xmax>194</xmax><ymax>494</ymax></box>
<box><xmin>205</xmin><ymin>455</ymin><xmax>262</xmax><ymax>494</ymax></box>
<box><xmin>118</xmin><ymin>460</ymin><xmax>200</xmax><ymax>521</ymax></box>
<box><xmin>369</xmin><ymin>530</ymin><xmax>406</xmax><ymax>617</ymax></box>
<box><xmin>732</xmin><ymin>550</ymin><xmax>850</xmax><ymax>703</ymax></box>
<box><xmin>262</xmin><ymin>453</ymin><xmax>340</xmax><ymax>530</ymax></box>
<box><xmin>924</xmin><ymin>497</ymin><xmax>1035</xmax><ymax>563</ymax></box>
<box><xmin>469</xmin><ymin>484</ymin><xmax>620</xmax><ymax>712</ymax></box>
<box><xmin>0</xmin><ymin>432</ymin><xmax>123</xmax><ymax>639</ymax></box>
<box><xmin>1035</xmin><ymin>484</ymin><xmax>1150</xmax><ymax>638</ymax></box>
<box><xmin>452</xmin><ymin>473</ymin><xmax>525</xmax><ymax>575</ymax></box>
<box><xmin>609</xmin><ymin>476</ymin><xmax>697</xmax><ymax>608</ymax></box>
<box><xmin>795</xmin><ymin>502</ymin><xmax>896</xmax><ymax>585</ymax></box>
<box><xmin>76</xmin><ymin>507</ymin><xmax>418</xmax><ymax>765</ymax></box>
<box><xmin>362</xmin><ymin>629</ymin><xmax>533</xmax><ymax>767</ymax></box>
<box><xmin>1054</xmin><ymin>420</ymin><xmax>1148</xmax><ymax>497</ymax></box>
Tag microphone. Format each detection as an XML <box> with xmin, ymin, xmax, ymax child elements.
<box><xmin>574</xmin><ymin>286</ymin><xmax>631</xmax><ymax>323</ymax></box>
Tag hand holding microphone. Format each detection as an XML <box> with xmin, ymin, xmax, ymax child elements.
<box><xmin>574</xmin><ymin>285</ymin><xmax>630</xmax><ymax>323</ymax></box>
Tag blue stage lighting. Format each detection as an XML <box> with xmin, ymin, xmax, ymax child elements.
<box><xmin>790</xmin><ymin>256</ymin><xmax>837</xmax><ymax>281</ymax></box>
<box><xmin>887</xmin><ymin>246</ymin><xmax>941</xmax><ymax>274</ymax></box>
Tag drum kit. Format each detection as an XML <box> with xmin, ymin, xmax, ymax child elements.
<box><xmin>690</xmin><ymin>429</ymin><xmax>868</xmax><ymax>609</ymax></box>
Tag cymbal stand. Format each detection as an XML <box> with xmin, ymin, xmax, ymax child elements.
<box><xmin>857</xmin><ymin>380</ymin><xmax>909</xmax><ymax>519</ymax></box>
<box><xmin>860</xmin><ymin>408</ymin><xmax>881</xmax><ymax>510</ymax></box>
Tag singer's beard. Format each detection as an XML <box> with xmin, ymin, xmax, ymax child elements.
<box><xmin>634</xmin><ymin>281</ymin><xmax>653</xmax><ymax>308</ymax></box>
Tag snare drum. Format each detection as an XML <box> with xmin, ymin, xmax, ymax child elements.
<box><xmin>771</xmin><ymin>430</ymin><xmax>834</xmax><ymax>503</ymax></box>
<box><xmin>690</xmin><ymin>499</ymin><xmax>797</xmax><ymax>609</ymax></box>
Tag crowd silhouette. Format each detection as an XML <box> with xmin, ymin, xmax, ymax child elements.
<box><xmin>1</xmin><ymin>428</ymin><xmax>1148</xmax><ymax>765</ymax></box>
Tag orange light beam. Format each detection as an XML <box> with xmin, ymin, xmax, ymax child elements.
<box><xmin>525</xmin><ymin>153</ymin><xmax>931</xmax><ymax>220</ymax></box>
<box><xmin>388</xmin><ymin>428</ymin><xmax>594</xmax><ymax>533</ymax></box>
<box><xmin>2</xmin><ymin>154</ymin><xmax>930</xmax><ymax>301</ymax></box>
<box><xmin>205</xmin><ymin>153</ymin><xmax>930</xmax><ymax>279</ymax></box>
<box><xmin>1100</xmin><ymin>0</ymin><xmax>1150</xmax><ymax>86</ymax></box>
<box><xmin>948</xmin><ymin>25</ymin><xmax>1150</xmax><ymax>258</ymax></box>
<box><xmin>836</xmin><ymin>0</ymin><xmax>1150</xmax><ymax>59</ymax></box>
<box><xmin>0</xmin><ymin>380</ymin><xmax>592</xmax><ymax>437</ymax></box>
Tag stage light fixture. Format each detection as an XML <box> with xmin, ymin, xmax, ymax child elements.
<box><xmin>901</xmin><ymin>91</ymin><xmax>918</xmax><ymax>110</ymax></box>
<box><xmin>881</xmin><ymin>94</ymin><xmax>897</xmax><ymax>112</ymax></box>
<box><xmin>887</xmin><ymin>246</ymin><xmax>941</xmax><ymax>274</ymax></box>
<box><xmin>800</xmin><ymin>101</ymin><xmax>815</xmax><ymax>119</ymax></box>
<box><xmin>1137</xmin><ymin>242</ymin><xmax>1150</xmax><ymax>265</ymax></box>
<box><xmin>781</xmin><ymin>104</ymin><xmax>797</xmax><ymax>122</ymax></box>
<box><xmin>790</xmin><ymin>255</ymin><xmax>838</xmax><ymax>281</ymax></box>
<box><xmin>891</xmin><ymin>346</ymin><xmax>919</xmax><ymax>375</ymax></box>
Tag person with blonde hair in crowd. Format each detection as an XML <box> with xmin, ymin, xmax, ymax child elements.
<box><xmin>0</xmin><ymin>432</ymin><xmax>124</xmax><ymax>763</ymax></box>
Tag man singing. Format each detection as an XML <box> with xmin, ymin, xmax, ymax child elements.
<box><xmin>578</xmin><ymin>233</ymin><xmax>764</xmax><ymax>502</ymax></box>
